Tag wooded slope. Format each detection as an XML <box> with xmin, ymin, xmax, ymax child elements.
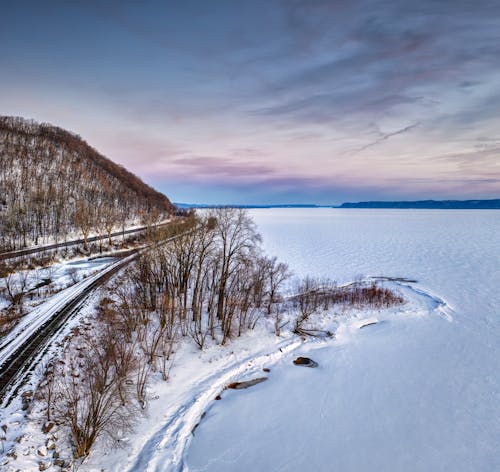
<box><xmin>0</xmin><ymin>116</ymin><xmax>174</xmax><ymax>251</ymax></box>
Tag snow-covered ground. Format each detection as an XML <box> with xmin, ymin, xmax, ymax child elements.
<box><xmin>78</xmin><ymin>280</ymin><xmax>433</xmax><ymax>472</ymax></box>
<box><xmin>0</xmin><ymin>256</ymin><xmax>117</xmax><ymax>314</ymax></box>
<box><xmin>0</xmin><ymin>257</ymin><xmax>124</xmax><ymax>369</ymax></box>
<box><xmin>0</xmin><ymin>290</ymin><xmax>102</xmax><ymax>466</ymax></box>
<box><xmin>2</xmin><ymin>209</ymin><xmax>498</xmax><ymax>471</ymax></box>
<box><xmin>0</xmin><ymin>218</ymin><xmax>171</xmax><ymax>254</ymax></box>
<box><xmin>185</xmin><ymin>209</ymin><xmax>500</xmax><ymax>471</ymax></box>
<box><xmin>0</xmin><ymin>256</ymin><xmax>128</xmax><ymax>470</ymax></box>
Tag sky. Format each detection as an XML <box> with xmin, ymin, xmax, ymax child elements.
<box><xmin>1</xmin><ymin>0</ymin><xmax>500</xmax><ymax>205</ymax></box>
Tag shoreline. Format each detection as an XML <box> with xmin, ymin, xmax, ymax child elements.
<box><xmin>80</xmin><ymin>280</ymin><xmax>445</xmax><ymax>472</ymax></box>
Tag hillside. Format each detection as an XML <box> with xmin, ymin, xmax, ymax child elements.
<box><xmin>0</xmin><ymin>116</ymin><xmax>175</xmax><ymax>251</ymax></box>
<box><xmin>339</xmin><ymin>199</ymin><xmax>500</xmax><ymax>209</ymax></box>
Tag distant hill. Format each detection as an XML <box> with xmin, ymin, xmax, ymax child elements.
<box><xmin>177</xmin><ymin>200</ymin><xmax>500</xmax><ymax>210</ymax></box>
<box><xmin>174</xmin><ymin>202</ymin><xmax>325</xmax><ymax>209</ymax></box>
<box><xmin>338</xmin><ymin>199</ymin><xmax>500</xmax><ymax>209</ymax></box>
<box><xmin>0</xmin><ymin>116</ymin><xmax>175</xmax><ymax>251</ymax></box>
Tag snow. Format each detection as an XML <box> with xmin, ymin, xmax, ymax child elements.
<box><xmin>0</xmin><ymin>256</ymin><xmax>124</xmax><ymax>368</ymax></box>
<box><xmin>0</xmin><ymin>255</ymin><xmax>117</xmax><ymax>314</ymax></box>
<box><xmin>76</xmin><ymin>281</ymin><xmax>427</xmax><ymax>472</ymax></box>
<box><xmin>0</xmin><ymin>218</ymin><xmax>171</xmax><ymax>254</ymax></box>
<box><xmin>0</xmin><ymin>289</ymin><xmax>103</xmax><ymax>472</ymax></box>
<box><xmin>185</xmin><ymin>209</ymin><xmax>500</xmax><ymax>472</ymax></box>
<box><xmin>2</xmin><ymin>208</ymin><xmax>499</xmax><ymax>471</ymax></box>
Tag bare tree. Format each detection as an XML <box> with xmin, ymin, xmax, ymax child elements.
<box><xmin>212</xmin><ymin>208</ymin><xmax>261</xmax><ymax>343</ymax></box>
<box><xmin>48</xmin><ymin>329</ymin><xmax>137</xmax><ymax>458</ymax></box>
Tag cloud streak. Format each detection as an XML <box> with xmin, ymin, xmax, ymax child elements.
<box><xmin>348</xmin><ymin>122</ymin><xmax>421</xmax><ymax>156</ymax></box>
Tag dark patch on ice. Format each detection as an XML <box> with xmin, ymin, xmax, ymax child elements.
<box><xmin>360</xmin><ymin>320</ymin><xmax>387</xmax><ymax>330</ymax></box>
<box><xmin>226</xmin><ymin>377</ymin><xmax>268</xmax><ymax>390</ymax></box>
<box><xmin>293</xmin><ymin>357</ymin><xmax>318</xmax><ymax>368</ymax></box>
<box><xmin>359</xmin><ymin>321</ymin><xmax>378</xmax><ymax>329</ymax></box>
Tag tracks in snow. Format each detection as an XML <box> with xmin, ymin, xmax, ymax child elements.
<box><xmin>127</xmin><ymin>339</ymin><xmax>303</xmax><ymax>472</ymax></box>
<box><xmin>125</xmin><ymin>280</ymin><xmax>455</xmax><ymax>472</ymax></box>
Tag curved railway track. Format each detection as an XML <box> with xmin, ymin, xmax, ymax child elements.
<box><xmin>0</xmin><ymin>253</ymin><xmax>138</xmax><ymax>406</ymax></box>
<box><xmin>0</xmin><ymin>226</ymin><xmax>195</xmax><ymax>407</ymax></box>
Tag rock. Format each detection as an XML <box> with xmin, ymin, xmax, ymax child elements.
<box><xmin>226</xmin><ymin>377</ymin><xmax>268</xmax><ymax>390</ymax></box>
<box><xmin>359</xmin><ymin>321</ymin><xmax>378</xmax><ymax>329</ymax></box>
<box><xmin>46</xmin><ymin>439</ymin><xmax>56</xmax><ymax>450</ymax></box>
<box><xmin>42</xmin><ymin>421</ymin><xmax>55</xmax><ymax>434</ymax></box>
<box><xmin>52</xmin><ymin>451</ymin><xmax>59</xmax><ymax>459</ymax></box>
<box><xmin>263</xmin><ymin>368</ymin><xmax>271</xmax><ymax>373</ymax></box>
<box><xmin>38</xmin><ymin>461</ymin><xmax>51</xmax><ymax>471</ymax></box>
<box><xmin>54</xmin><ymin>459</ymin><xmax>66</xmax><ymax>467</ymax></box>
<box><xmin>7</xmin><ymin>449</ymin><xmax>17</xmax><ymax>460</ymax></box>
<box><xmin>21</xmin><ymin>390</ymin><xmax>33</xmax><ymax>410</ymax></box>
<box><xmin>293</xmin><ymin>357</ymin><xmax>318</xmax><ymax>368</ymax></box>
<box><xmin>37</xmin><ymin>446</ymin><xmax>47</xmax><ymax>457</ymax></box>
<box><xmin>214</xmin><ymin>394</ymin><xmax>222</xmax><ymax>400</ymax></box>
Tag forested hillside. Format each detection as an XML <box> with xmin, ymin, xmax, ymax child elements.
<box><xmin>0</xmin><ymin>116</ymin><xmax>174</xmax><ymax>251</ymax></box>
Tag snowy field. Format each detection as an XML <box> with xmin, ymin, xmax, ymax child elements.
<box><xmin>186</xmin><ymin>209</ymin><xmax>500</xmax><ymax>472</ymax></box>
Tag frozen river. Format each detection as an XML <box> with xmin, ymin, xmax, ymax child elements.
<box><xmin>186</xmin><ymin>209</ymin><xmax>500</xmax><ymax>471</ymax></box>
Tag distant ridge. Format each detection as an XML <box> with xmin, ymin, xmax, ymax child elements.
<box><xmin>176</xmin><ymin>200</ymin><xmax>500</xmax><ymax>210</ymax></box>
<box><xmin>174</xmin><ymin>203</ymin><xmax>326</xmax><ymax>209</ymax></box>
<box><xmin>338</xmin><ymin>199</ymin><xmax>500</xmax><ymax>209</ymax></box>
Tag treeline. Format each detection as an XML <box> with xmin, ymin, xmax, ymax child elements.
<box><xmin>38</xmin><ymin>209</ymin><xmax>404</xmax><ymax>460</ymax></box>
<box><xmin>117</xmin><ymin>208</ymin><xmax>291</xmax><ymax>347</ymax></box>
<box><xmin>0</xmin><ymin>116</ymin><xmax>174</xmax><ymax>252</ymax></box>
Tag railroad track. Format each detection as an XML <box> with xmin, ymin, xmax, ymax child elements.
<box><xmin>0</xmin><ymin>227</ymin><xmax>196</xmax><ymax>406</ymax></box>
<box><xmin>0</xmin><ymin>220</ymin><xmax>174</xmax><ymax>262</ymax></box>
<box><xmin>0</xmin><ymin>254</ymin><xmax>138</xmax><ymax>406</ymax></box>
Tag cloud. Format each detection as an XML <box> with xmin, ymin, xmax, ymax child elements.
<box><xmin>3</xmin><ymin>0</ymin><xmax>500</xmax><ymax>203</ymax></box>
<box><xmin>348</xmin><ymin>122</ymin><xmax>420</xmax><ymax>156</ymax></box>
<box><xmin>158</xmin><ymin>156</ymin><xmax>280</xmax><ymax>185</ymax></box>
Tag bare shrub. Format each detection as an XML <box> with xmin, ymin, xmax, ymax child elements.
<box><xmin>42</xmin><ymin>327</ymin><xmax>138</xmax><ymax>458</ymax></box>
<box><xmin>290</xmin><ymin>278</ymin><xmax>404</xmax><ymax>337</ymax></box>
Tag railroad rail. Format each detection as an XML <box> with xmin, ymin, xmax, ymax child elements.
<box><xmin>0</xmin><ymin>220</ymin><xmax>173</xmax><ymax>262</ymax></box>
